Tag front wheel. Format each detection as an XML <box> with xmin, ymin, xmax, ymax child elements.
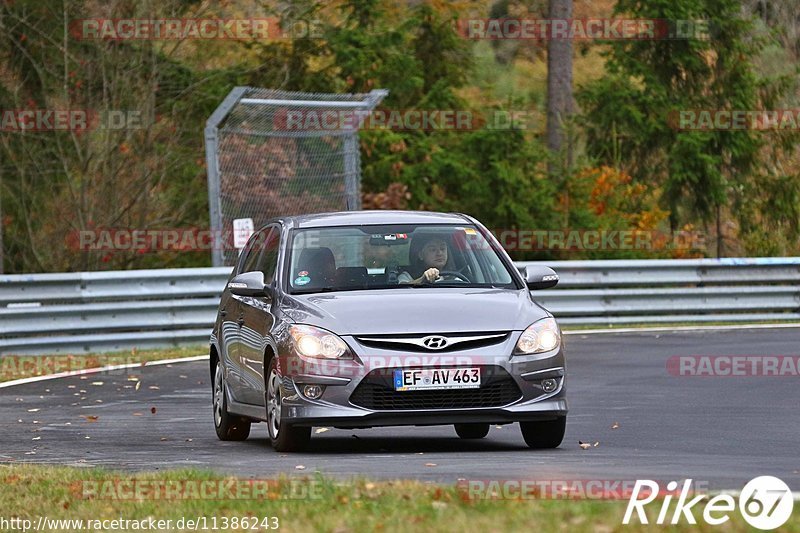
<box><xmin>519</xmin><ymin>417</ymin><xmax>566</xmax><ymax>449</ymax></box>
<box><xmin>213</xmin><ymin>359</ymin><xmax>251</xmax><ymax>441</ymax></box>
<box><xmin>266</xmin><ymin>358</ymin><xmax>311</xmax><ymax>452</ymax></box>
<box><xmin>454</xmin><ymin>423</ymin><xmax>490</xmax><ymax>439</ymax></box>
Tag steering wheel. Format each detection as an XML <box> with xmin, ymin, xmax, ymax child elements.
<box><xmin>434</xmin><ymin>270</ymin><xmax>471</xmax><ymax>283</ymax></box>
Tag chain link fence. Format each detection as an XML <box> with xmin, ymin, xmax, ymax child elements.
<box><xmin>204</xmin><ymin>87</ymin><xmax>387</xmax><ymax>266</ymax></box>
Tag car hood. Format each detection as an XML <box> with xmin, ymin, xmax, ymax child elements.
<box><xmin>280</xmin><ymin>288</ymin><xmax>548</xmax><ymax>335</ymax></box>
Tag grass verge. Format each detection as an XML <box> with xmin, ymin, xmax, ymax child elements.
<box><xmin>0</xmin><ymin>345</ymin><xmax>206</xmax><ymax>384</ymax></box>
<box><xmin>1</xmin><ymin>465</ymin><xmax>798</xmax><ymax>532</ymax></box>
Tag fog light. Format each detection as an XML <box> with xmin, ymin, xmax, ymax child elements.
<box><xmin>302</xmin><ymin>385</ymin><xmax>324</xmax><ymax>399</ymax></box>
<box><xmin>541</xmin><ymin>379</ymin><xmax>558</xmax><ymax>393</ymax></box>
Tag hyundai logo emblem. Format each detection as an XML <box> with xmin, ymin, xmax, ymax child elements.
<box><xmin>421</xmin><ymin>335</ymin><xmax>449</xmax><ymax>350</ymax></box>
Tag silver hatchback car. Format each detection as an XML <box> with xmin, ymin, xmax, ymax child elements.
<box><xmin>211</xmin><ymin>211</ymin><xmax>567</xmax><ymax>451</ymax></box>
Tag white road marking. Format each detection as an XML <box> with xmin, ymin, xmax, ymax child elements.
<box><xmin>0</xmin><ymin>355</ymin><xmax>208</xmax><ymax>389</ymax></box>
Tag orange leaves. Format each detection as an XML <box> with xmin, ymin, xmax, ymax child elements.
<box><xmin>362</xmin><ymin>182</ymin><xmax>411</xmax><ymax>210</ymax></box>
<box><xmin>573</xmin><ymin>165</ymin><xmax>669</xmax><ymax>231</ymax></box>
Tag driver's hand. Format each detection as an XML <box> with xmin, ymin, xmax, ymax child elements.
<box><xmin>423</xmin><ymin>268</ymin><xmax>440</xmax><ymax>282</ymax></box>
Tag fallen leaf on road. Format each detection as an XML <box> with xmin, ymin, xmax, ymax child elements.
<box><xmin>148</xmin><ymin>386</ymin><xmax>160</xmax><ymax>390</ymax></box>
<box><xmin>135</xmin><ymin>381</ymin><xmax>141</xmax><ymax>391</ymax></box>
<box><xmin>32</xmin><ymin>437</ymin><xmax>41</xmax><ymax>441</ymax></box>
<box><xmin>91</xmin><ymin>382</ymin><xmax>104</xmax><ymax>386</ymax></box>
<box><xmin>611</xmin><ymin>422</ymin><xmax>620</xmax><ymax>430</ymax></box>
<box><xmin>579</xmin><ymin>441</ymin><xmax>591</xmax><ymax>450</ymax></box>
<box><xmin>150</xmin><ymin>407</ymin><xmax>157</xmax><ymax>414</ymax></box>
<box><xmin>27</xmin><ymin>409</ymin><xmax>40</xmax><ymax>413</ymax></box>
<box><xmin>593</xmin><ymin>441</ymin><xmax>600</xmax><ymax>447</ymax></box>
<box><xmin>81</xmin><ymin>415</ymin><xmax>99</xmax><ymax>422</ymax></box>
<box><xmin>160</xmin><ymin>437</ymin><xmax>168</xmax><ymax>441</ymax></box>
<box><xmin>425</xmin><ymin>463</ymin><xmax>437</xmax><ymax>467</ymax></box>
<box><xmin>132</xmin><ymin>413</ymin><xmax>143</xmax><ymax>416</ymax></box>
<box><xmin>295</xmin><ymin>465</ymin><xmax>306</xmax><ymax>470</ymax></box>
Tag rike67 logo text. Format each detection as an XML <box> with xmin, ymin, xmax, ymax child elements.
<box><xmin>624</xmin><ymin>476</ymin><xmax>794</xmax><ymax>530</ymax></box>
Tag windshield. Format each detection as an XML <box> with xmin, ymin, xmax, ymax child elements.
<box><xmin>286</xmin><ymin>224</ymin><xmax>518</xmax><ymax>294</ymax></box>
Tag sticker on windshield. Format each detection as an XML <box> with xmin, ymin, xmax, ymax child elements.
<box><xmin>298</xmin><ymin>270</ymin><xmax>308</xmax><ymax>276</ymax></box>
<box><xmin>463</xmin><ymin>228</ymin><xmax>478</xmax><ymax>235</ymax></box>
<box><xmin>294</xmin><ymin>275</ymin><xmax>311</xmax><ymax>286</ymax></box>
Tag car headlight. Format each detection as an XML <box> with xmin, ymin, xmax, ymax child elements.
<box><xmin>514</xmin><ymin>318</ymin><xmax>561</xmax><ymax>354</ymax></box>
<box><xmin>289</xmin><ymin>325</ymin><xmax>352</xmax><ymax>359</ymax></box>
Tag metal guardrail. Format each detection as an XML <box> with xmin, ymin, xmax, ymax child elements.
<box><xmin>1</xmin><ymin>259</ymin><xmax>799</xmax><ymax>354</ymax></box>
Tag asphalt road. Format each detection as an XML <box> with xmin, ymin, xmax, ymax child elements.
<box><xmin>2</xmin><ymin>328</ymin><xmax>799</xmax><ymax>490</ymax></box>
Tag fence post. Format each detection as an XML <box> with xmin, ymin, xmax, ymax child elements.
<box><xmin>204</xmin><ymin>87</ymin><xmax>248</xmax><ymax>267</ymax></box>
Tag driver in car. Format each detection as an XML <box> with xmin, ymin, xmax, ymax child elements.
<box><xmin>398</xmin><ymin>234</ymin><xmax>451</xmax><ymax>284</ymax></box>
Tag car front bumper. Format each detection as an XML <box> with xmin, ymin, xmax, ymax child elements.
<box><xmin>278</xmin><ymin>332</ymin><xmax>568</xmax><ymax>428</ymax></box>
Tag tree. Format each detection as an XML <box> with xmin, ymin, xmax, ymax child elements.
<box><xmin>579</xmin><ymin>0</ymin><xmax>795</xmax><ymax>256</ymax></box>
<box><xmin>546</xmin><ymin>0</ymin><xmax>574</xmax><ymax>176</ymax></box>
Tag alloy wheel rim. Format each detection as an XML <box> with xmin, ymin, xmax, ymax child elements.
<box><xmin>267</xmin><ymin>369</ymin><xmax>281</xmax><ymax>438</ymax></box>
<box><xmin>213</xmin><ymin>363</ymin><xmax>223</xmax><ymax>428</ymax></box>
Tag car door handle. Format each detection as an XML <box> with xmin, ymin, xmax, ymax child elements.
<box><xmin>237</xmin><ymin>317</ymin><xmax>245</xmax><ymax>326</ymax></box>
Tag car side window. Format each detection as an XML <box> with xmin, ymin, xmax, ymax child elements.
<box><xmin>239</xmin><ymin>230</ymin><xmax>266</xmax><ymax>274</ymax></box>
<box><xmin>257</xmin><ymin>227</ymin><xmax>280</xmax><ymax>284</ymax></box>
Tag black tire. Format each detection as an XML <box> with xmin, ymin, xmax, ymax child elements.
<box><xmin>454</xmin><ymin>423</ymin><xmax>490</xmax><ymax>439</ymax></box>
<box><xmin>520</xmin><ymin>417</ymin><xmax>566</xmax><ymax>449</ymax></box>
<box><xmin>266</xmin><ymin>357</ymin><xmax>311</xmax><ymax>452</ymax></box>
<box><xmin>212</xmin><ymin>358</ymin><xmax>251</xmax><ymax>441</ymax></box>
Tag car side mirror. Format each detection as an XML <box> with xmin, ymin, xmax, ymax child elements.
<box><xmin>522</xmin><ymin>265</ymin><xmax>559</xmax><ymax>290</ymax></box>
<box><xmin>229</xmin><ymin>271</ymin><xmax>271</xmax><ymax>297</ymax></box>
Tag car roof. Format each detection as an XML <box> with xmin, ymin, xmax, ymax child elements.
<box><xmin>285</xmin><ymin>210</ymin><xmax>472</xmax><ymax>229</ymax></box>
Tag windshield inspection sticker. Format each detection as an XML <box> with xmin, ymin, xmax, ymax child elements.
<box><xmin>294</xmin><ymin>275</ymin><xmax>311</xmax><ymax>286</ymax></box>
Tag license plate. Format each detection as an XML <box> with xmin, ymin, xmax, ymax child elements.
<box><xmin>393</xmin><ymin>368</ymin><xmax>481</xmax><ymax>391</ymax></box>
